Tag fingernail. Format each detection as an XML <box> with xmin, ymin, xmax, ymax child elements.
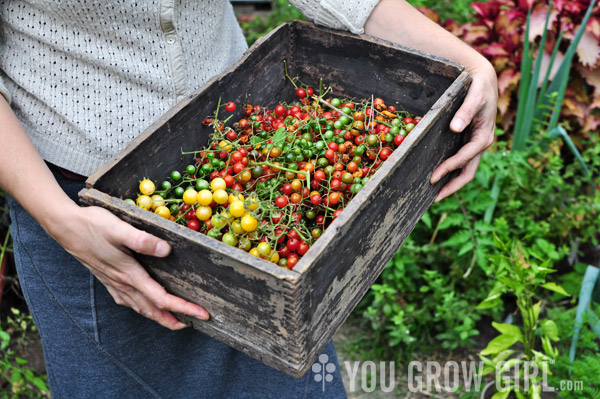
<box><xmin>155</xmin><ymin>241</ymin><xmax>171</xmax><ymax>257</ymax></box>
<box><xmin>430</xmin><ymin>174</ymin><xmax>440</xmax><ymax>184</ymax></box>
<box><xmin>175</xmin><ymin>322</ymin><xmax>188</xmax><ymax>329</ymax></box>
<box><xmin>197</xmin><ymin>310</ymin><xmax>210</xmax><ymax>321</ymax></box>
<box><xmin>450</xmin><ymin>118</ymin><xmax>465</xmax><ymax>132</ymax></box>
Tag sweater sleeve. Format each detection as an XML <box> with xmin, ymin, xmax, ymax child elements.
<box><xmin>0</xmin><ymin>26</ymin><xmax>11</xmax><ymax>103</ymax></box>
<box><xmin>289</xmin><ymin>0</ymin><xmax>380</xmax><ymax>35</ymax></box>
<box><xmin>0</xmin><ymin>78</ymin><xmax>10</xmax><ymax>104</ymax></box>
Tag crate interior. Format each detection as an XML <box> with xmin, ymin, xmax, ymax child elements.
<box><xmin>93</xmin><ymin>20</ymin><xmax>462</xmax><ymax>216</ymax></box>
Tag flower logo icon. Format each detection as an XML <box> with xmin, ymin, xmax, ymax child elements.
<box><xmin>312</xmin><ymin>353</ymin><xmax>336</xmax><ymax>392</ymax></box>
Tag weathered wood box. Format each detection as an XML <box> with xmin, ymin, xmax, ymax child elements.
<box><xmin>79</xmin><ymin>21</ymin><xmax>470</xmax><ymax>377</ymax></box>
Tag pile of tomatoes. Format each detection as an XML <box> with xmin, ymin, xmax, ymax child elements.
<box><xmin>129</xmin><ymin>86</ymin><xmax>419</xmax><ymax>269</ymax></box>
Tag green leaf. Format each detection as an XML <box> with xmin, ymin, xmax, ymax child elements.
<box><xmin>541</xmin><ymin>319</ymin><xmax>559</xmax><ymax>341</ymax></box>
<box><xmin>438</xmin><ymin>213</ymin><xmax>464</xmax><ymax>230</ymax></box>
<box><xmin>0</xmin><ymin>330</ymin><xmax>10</xmax><ymax>350</ymax></box>
<box><xmin>492</xmin><ymin>322</ymin><xmax>523</xmax><ymax>342</ymax></box>
<box><xmin>532</xmin><ymin>301</ymin><xmax>542</xmax><ymax>324</ymax></box>
<box><xmin>512</xmin><ymin>7</ymin><xmax>533</xmax><ymax>152</ymax></box>
<box><xmin>546</xmin><ymin>0</ymin><xmax>597</xmax><ymax>130</ymax></box>
<box><xmin>481</xmin><ymin>333</ymin><xmax>520</xmax><ymax>356</ymax></box>
<box><xmin>442</xmin><ymin>230</ymin><xmax>471</xmax><ymax>248</ymax></box>
<box><xmin>491</xmin><ymin>389</ymin><xmax>511</xmax><ymax>399</ymax></box>
<box><xmin>570</xmin><ymin>265</ymin><xmax>600</xmax><ymax>361</ymax></box>
<box><xmin>420</xmin><ymin>212</ymin><xmax>432</xmax><ymax>229</ymax></box>
<box><xmin>15</xmin><ymin>357</ymin><xmax>28</xmax><ymax>365</ymax></box>
<box><xmin>541</xmin><ymin>282</ymin><xmax>569</xmax><ymax>296</ymax></box>
<box><xmin>492</xmin><ymin>349</ymin><xmax>516</xmax><ymax>364</ymax></box>
<box><xmin>541</xmin><ymin>335</ymin><xmax>555</xmax><ymax>359</ymax></box>
<box><xmin>272</xmin><ymin>127</ymin><xmax>286</xmax><ymax>148</ymax></box>
<box><xmin>515</xmin><ymin>391</ymin><xmax>527</xmax><ymax>399</ymax></box>
<box><xmin>250</xmin><ymin>136</ymin><xmax>261</xmax><ymax>146</ymax></box>
<box><xmin>548</xmin><ymin>126</ymin><xmax>591</xmax><ymax>178</ymax></box>
<box><xmin>458</xmin><ymin>241</ymin><xmax>475</xmax><ymax>257</ymax></box>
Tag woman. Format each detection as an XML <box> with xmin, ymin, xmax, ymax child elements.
<box><xmin>0</xmin><ymin>0</ymin><xmax>496</xmax><ymax>397</ymax></box>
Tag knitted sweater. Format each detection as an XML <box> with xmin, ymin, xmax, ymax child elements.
<box><xmin>0</xmin><ymin>0</ymin><xmax>379</xmax><ymax>176</ymax></box>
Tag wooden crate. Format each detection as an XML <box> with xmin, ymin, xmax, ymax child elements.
<box><xmin>79</xmin><ymin>20</ymin><xmax>470</xmax><ymax>377</ymax></box>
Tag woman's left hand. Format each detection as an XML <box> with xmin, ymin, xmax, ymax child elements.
<box><xmin>430</xmin><ymin>61</ymin><xmax>497</xmax><ymax>202</ymax></box>
<box><xmin>363</xmin><ymin>0</ymin><xmax>498</xmax><ymax>202</ymax></box>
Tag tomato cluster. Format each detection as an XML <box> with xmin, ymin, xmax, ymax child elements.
<box><xmin>128</xmin><ymin>87</ymin><xmax>419</xmax><ymax>269</ymax></box>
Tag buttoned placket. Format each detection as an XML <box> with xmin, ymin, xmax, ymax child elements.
<box><xmin>159</xmin><ymin>0</ymin><xmax>189</xmax><ymax>102</ymax></box>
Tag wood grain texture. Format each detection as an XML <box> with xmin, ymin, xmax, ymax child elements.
<box><xmin>79</xmin><ymin>21</ymin><xmax>470</xmax><ymax>377</ymax></box>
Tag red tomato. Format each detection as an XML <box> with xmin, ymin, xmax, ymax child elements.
<box><xmin>296</xmin><ymin>88</ymin><xmax>306</xmax><ymax>98</ymax></box>
<box><xmin>275</xmin><ymin>196</ymin><xmax>288</xmax><ymax>208</ymax></box>
<box><xmin>297</xmin><ymin>241</ymin><xmax>310</xmax><ymax>256</ymax></box>
<box><xmin>224</xmin><ymin>102</ymin><xmax>236</xmax><ymax>112</ymax></box>
<box><xmin>187</xmin><ymin>220</ymin><xmax>200</xmax><ymax>231</ymax></box>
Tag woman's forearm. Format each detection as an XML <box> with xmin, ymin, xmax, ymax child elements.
<box><xmin>364</xmin><ymin>0</ymin><xmax>490</xmax><ymax>72</ymax></box>
<box><xmin>0</xmin><ymin>96</ymin><xmax>80</xmax><ymax>239</ymax></box>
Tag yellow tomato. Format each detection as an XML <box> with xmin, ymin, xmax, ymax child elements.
<box><xmin>218</xmin><ymin>140</ymin><xmax>233</xmax><ymax>152</ymax></box>
<box><xmin>241</xmin><ymin>214</ymin><xmax>258</xmax><ymax>232</ymax></box>
<box><xmin>210</xmin><ymin>177</ymin><xmax>226</xmax><ymax>191</ymax></box>
<box><xmin>154</xmin><ymin>206</ymin><xmax>170</xmax><ymax>219</ymax></box>
<box><xmin>229</xmin><ymin>200</ymin><xmax>245</xmax><ymax>218</ymax></box>
<box><xmin>150</xmin><ymin>194</ymin><xmax>164</xmax><ymax>210</ymax></box>
<box><xmin>212</xmin><ymin>189</ymin><xmax>229</xmax><ymax>205</ymax></box>
<box><xmin>246</xmin><ymin>197</ymin><xmax>259</xmax><ymax>211</ymax></box>
<box><xmin>195</xmin><ymin>206</ymin><xmax>212</xmax><ymax>221</ymax></box>
<box><xmin>182</xmin><ymin>189</ymin><xmax>198</xmax><ymax>205</ymax></box>
<box><xmin>211</xmin><ymin>214</ymin><xmax>228</xmax><ymax>229</ymax></box>
<box><xmin>139</xmin><ymin>179</ymin><xmax>155</xmax><ymax>196</ymax></box>
<box><xmin>269</xmin><ymin>252</ymin><xmax>280</xmax><ymax>264</ymax></box>
<box><xmin>228</xmin><ymin>192</ymin><xmax>244</xmax><ymax>204</ymax></box>
<box><xmin>136</xmin><ymin>195</ymin><xmax>152</xmax><ymax>210</ymax></box>
<box><xmin>249</xmin><ymin>247</ymin><xmax>259</xmax><ymax>257</ymax></box>
<box><xmin>196</xmin><ymin>190</ymin><xmax>213</xmax><ymax>206</ymax></box>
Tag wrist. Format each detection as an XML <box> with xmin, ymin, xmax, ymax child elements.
<box><xmin>38</xmin><ymin>196</ymin><xmax>83</xmax><ymax>244</ymax></box>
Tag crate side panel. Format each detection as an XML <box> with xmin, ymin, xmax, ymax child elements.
<box><xmin>290</xmin><ymin>22</ymin><xmax>460</xmax><ymax>115</ymax></box>
<box><xmin>295</xmin><ymin>79</ymin><xmax>470</xmax><ymax>375</ymax></box>
<box><xmin>92</xmin><ymin>26</ymin><xmax>292</xmax><ymax>198</ymax></box>
<box><xmin>79</xmin><ymin>189</ymin><xmax>306</xmax><ymax>375</ymax></box>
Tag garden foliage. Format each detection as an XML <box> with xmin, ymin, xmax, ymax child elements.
<box><xmin>355</xmin><ymin>133</ymin><xmax>600</xmax><ymax>361</ymax></box>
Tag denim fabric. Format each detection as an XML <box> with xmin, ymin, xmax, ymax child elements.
<box><xmin>8</xmin><ymin>168</ymin><xmax>347</xmax><ymax>399</ymax></box>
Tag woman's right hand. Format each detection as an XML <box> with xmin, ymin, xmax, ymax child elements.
<box><xmin>53</xmin><ymin>204</ymin><xmax>210</xmax><ymax>330</ymax></box>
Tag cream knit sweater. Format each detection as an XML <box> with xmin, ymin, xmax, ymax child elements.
<box><xmin>0</xmin><ymin>0</ymin><xmax>379</xmax><ymax>176</ymax></box>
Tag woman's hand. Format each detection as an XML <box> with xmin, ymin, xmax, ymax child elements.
<box><xmin>364</xmin><ymin>0</ymin><xmax>498</xmax><ymax>201</ymax></box>
<box><xmin>54</xmin><ymin>204</ymin><xmax>210</xmax><ymax>330</ymax></box>
<box><xmin>430</xmin><ymin>61</ymin><xmax>497</xmax><ymax>202</ymax></box>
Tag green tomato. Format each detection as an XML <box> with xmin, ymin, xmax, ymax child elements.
<box><xmin>186</xmin><ymin>164</ymin><xmax>196</xmax><ymax>175</ymax></box>
<box><xmin>170</xmin><ymin>170</ymin><xmax>182</xmax><ymax>182</ymax></box>
<box><xmin>207</xmin><ymin>228</ymin><xmax>222</xmax><ymax>240</ymax></box>
<box><xmin>222</xmin><ymin>233</ymin><xmax>238</xmax><ymax>247</ymax></box>
<box><xmin>195</xmin><ymin>179</ymin><xmax>209</xmax><ymax>191</ymax></box>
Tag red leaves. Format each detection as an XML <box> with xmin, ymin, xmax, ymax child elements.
<box><xmin>418</xmin><ymin>0</ymin><xmax>600</xmax><ymax>133</ymax></box>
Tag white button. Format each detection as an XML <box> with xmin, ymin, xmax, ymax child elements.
<box><xmin>166</xmin><ymin>36</ymin><xmax>176</xmax><ymax>44</ymax></box>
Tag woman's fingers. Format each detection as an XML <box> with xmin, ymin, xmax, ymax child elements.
<box><xmin>67</xmin><ymin>206</ymin><xmax>211</xmax><ymax>330</ymax></box>
<box><xmin>430</xmin><ymin>127</ymin><xmax>492</xmax><ymax>185</ymax></box>
<box><xmin>434</xmin><ymin>152</ymin><xmax>483</xmax><ymax>203</ymax></box>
